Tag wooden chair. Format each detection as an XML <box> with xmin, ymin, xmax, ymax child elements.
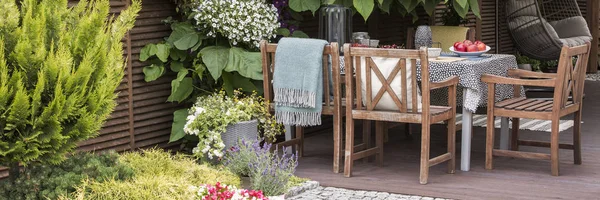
<box><xmin>482</xmin><ymin>43</ymin><xmax>591</xmax><ymax>176</ymax></box>
<box><xmin>260</xmin><ymin>40</ymin><xmax>346</xmax><ymax>173</ymax></box>
<box><xmin>343</xmin><ymin>44</ymin><xmax>459</xmax><ymax>184</ymax></box>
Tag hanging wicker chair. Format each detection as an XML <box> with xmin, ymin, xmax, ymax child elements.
<box><xmin>506</xmin><ymin>0</ymin><xmax>592</xmax><ymax>60</ymax></box>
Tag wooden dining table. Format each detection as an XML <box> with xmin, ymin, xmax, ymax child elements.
<box><xmin>339</xmin><ymin>53</ymin><xmax>524</xmax><ymax>171</ymax></box>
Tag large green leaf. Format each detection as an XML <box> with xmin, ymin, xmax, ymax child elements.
<box><xmin>354</xmin><ymin>0</ymin><xmax>374</xmax><ymax>21</ymax></box>
<box><xmin>453</xmin><ymin>0</ymin><xmax>469</xmax><ymax>18</ymax></box>
<box><xmin>174</xmin><ymin>33</ymin><xmax>199</xmax><ymax>50</ymax></box>
<box><xmin>169</xmin><ymin>49</ymin><xmax>188</xmax><ymax>61</ymax></box>
<box><xmin>224</xmin><ymin>47</ymin><xmax>264</xmax><ymax>80</ymax></box>
<box><xmin>468</xmin><ymin>0</ymin><xmax>481</xmax><ymax>18</ymax></box>
<box><xmin>334</xmin><ymin>0</ymin><xmax>353</xmax><ymax>7</ymax></box>
<box><xmin>379</xmin><ymin>0</ymin><xmax>394</xmax><ymax>13</ymax></box>
<box><xmin>170</xmin><ymin>109</ymin><xmax>189</xmax><ymax>142</ymax></box>
<box><xmin>397</xmin><ymin>0</ymin><xmax>419</xmax><ymax>13</ymax></box>
<box><xmin>421</xmin><ymin>0</ymin><xmax>441</xmax><ymax>16</ymax></box>
<box><xmin>200</xmin><ymin>46</ymin><xmax>229</xmax><ymax>80</ymax></box>
<box><xmin>142</xmin><ymin>64</ymin><xmax>164</xmax><ymax>82</ymax></box>
<box><xmin>291</xmin><ymin>30</ymin><xmax>310</xmax><ymax>38</ymax></box>
<box><xmin>277</xmin><ymin>28</ymin><xmax>291</xmax><ymax>37</ymax></box>
<box><xmin>140</xmin><ymin>44</ymin><xmax>157</xmax><ymax>61</ymax></box>
<box><xmin>156</xmin><ymin>43</ymin><xmax>170</xmax><ymax>62</ymax></box>
<box><xmin>167</xmin><ymin>77</ymin><xmax>193</xmax><ymax>102</ymax></box>
<box><xmin>167</xmin><ymin>22</ymin><xmax>202</xmax><ymax>50</ymax></box>
<box><xmin>170</xmin><ymin>61</ymin><xmax>184</xmax><ymax>72</ymax></box>
<box><xmin>455</xmin><ymin>0</ymin><xmax>468</xmax><ymax>9</ymax></box>
<box><xmin>289</xmin><ymin>0</ymin><xmax>321</xmax><ymax>14</ymax></box>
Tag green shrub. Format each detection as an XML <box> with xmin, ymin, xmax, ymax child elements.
<box><xmin>0</xmin><ymin>151</ymin><xmax>134</xmax><ymax>200</ymax></box>
<box><xmin>0</xmin><ymin>0</ymin><xmax>140</xmax><ymax>181</ymax></box>
<box><xmin>68</xmin><ymin>149</ymin><xmax>240</xmax><ymax>200</ymax></box>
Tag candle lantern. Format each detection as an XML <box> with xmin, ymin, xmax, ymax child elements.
<box><xmin>318</xmin><ymin>5</ymin><xmax>352</xmax><ymax>55</ymax></box>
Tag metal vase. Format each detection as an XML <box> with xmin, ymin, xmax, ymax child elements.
<box><xmin>414</xmin><ymin>25</ymin><xmax>433</xmax><ymax>49</ymax></box>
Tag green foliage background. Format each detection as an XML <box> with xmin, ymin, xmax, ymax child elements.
<box><xmin>0</xmin><ymin>0</ymin><xmax>140</xmax><ymax>177</ymax></box>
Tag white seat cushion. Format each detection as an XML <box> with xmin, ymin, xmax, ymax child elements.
<box><xmin>359</xmin><ymin>57</ymin><xmax>422</xmax><ymax>112</ymax></box>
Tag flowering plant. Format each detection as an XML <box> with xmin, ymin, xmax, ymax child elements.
<box><xmin>184</xmin><ymin>91</ymin><xmax>283</xmax><ymax>159</ymax></box>
<box><xmin>193</xmin><ymin>0</ymin><xmax>279</xmax><ymax>48</ymax></box>
<box><xmin>192</xmin><ymin>182</ymin><xmax>267</xmax><ymax>200</ymax></box>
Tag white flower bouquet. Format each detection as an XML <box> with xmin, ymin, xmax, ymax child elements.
<box><xmin>193</xmin><ymin>0</ymin><xmax>280</xmax><ymax>48</ymax></box>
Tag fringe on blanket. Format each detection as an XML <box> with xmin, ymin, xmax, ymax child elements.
<box><xmin>274</xmin><ymin>88</ymin><xmax>316</xmax><ymax>108</ymax></box>
<box><xmin>275</xmin><ymin>111</ymin><xmax>322</xmax><ymax>126</ymax></box>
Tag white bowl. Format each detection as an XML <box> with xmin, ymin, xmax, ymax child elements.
<box><xmin>449</xmin><ymin>46</ymin><xmax>491</xmax><ymax>57</ymax></box>
<box><xmin>427</xmin><ymin>48</ymin><xmax>442</xmax><ymax>58</ymax></box>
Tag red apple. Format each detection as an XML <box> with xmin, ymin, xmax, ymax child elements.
<box><xmin>474</xmin><ymin>40</ymin><xmax>483</xmax><ymax>45</ymax></box>
<box><xmin>463</xmin><ymin>40</ymin><xmax>473</xmax><ymax>46</ymax></box>
<box><xmin>476</xmin><ymin>43</ymin><xmax>486</xmax><ymax>51</ymax></box>
<box><xmin>453</xmin><ymin>42</ymin><xmax>462</xmax><ymax>49</ymax></box>
<box><xmin>455</xmin><ymin>43</ymin><xmax>467</xmax><ymax>52</ymax></box>
<box><xmin>467</xmin><ymin>44</ymin><xmax>478</xmax><ymax>52</ymax></box>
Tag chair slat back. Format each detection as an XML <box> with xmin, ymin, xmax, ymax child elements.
<box><xmin>260</xmin><ymin>41</ymin><xmax>340</xmax><ymax>109</ymax></box>
<box><xmin>343</xmin><ymin>45</ymin><xmax>430</xmax><ymax>114</ymax></box>
<box><xmin>553</xmin><ymin>43</ymin><xmax>591</xmax><ymax>109</ymax></box>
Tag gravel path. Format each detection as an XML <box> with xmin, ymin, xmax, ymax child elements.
<box><xmin>287</xmin><ymin>186</ymin><xmax>449</xmax><ymax>200</ymax></box>
<box><xmin>586</xmin><ymin>72</ymin><xmax>600</xmax><ymax>81</ymax></box>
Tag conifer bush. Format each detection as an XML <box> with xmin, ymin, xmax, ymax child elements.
<box><xmin>0</xmin><ymin>0</ymin><xmax>140</xmax><ymax>181</ymax></box>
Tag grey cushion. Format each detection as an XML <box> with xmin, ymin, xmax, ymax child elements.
<box><xmin>549</xmin><ymin>16</ymin><xmax>592</xmax><ymax>39</ymax></box>
<box><xmin>559</xmin><ymin>36</ymin><xmax>593</xmax><ymax>47</ymax></box>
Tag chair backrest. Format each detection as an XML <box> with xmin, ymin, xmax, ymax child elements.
<box><xmin>553</xmin><ymin>43</ymin><xmax>591</xmax><ymax>110</ymax></box>
<box><xmin>343</xmin><ymin>44</ymin><xmax>431</xmax><ymax>115</ymax></box>
<box><xmin>259</xmin><ymin>40</ymin><xmax>341</xmax><ymax>109</ymax></box>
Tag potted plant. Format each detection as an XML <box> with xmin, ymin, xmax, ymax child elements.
<box><xmin>516</xmin><ymin>53</ymin><xmax>541</xmax><ymax>71</ymax></box>
<box><xmin>183</xmin><ymin>91</ymin><xmax>283</xmax><ymax>160</ymax></box>
<box><xmin>541</xmin><ymin>60</ymin><xmax>559</xmax><ymax>73</ymax></box>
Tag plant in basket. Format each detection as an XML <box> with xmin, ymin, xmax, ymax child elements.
<box><xmin>184</xmin><ymin>90</ymin><xmax>283</xmax><ymax>160</ymax></box>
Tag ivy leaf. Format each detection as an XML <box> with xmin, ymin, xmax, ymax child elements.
<box><xmin>453</xmin><ymin>0</ymin><xmax>469</xmax><ymax>18</ymax></box>
<box><xmin>289</xmin><ymin>0</ymin><xmax>321</xmax><ymax>14</ymax></box>
<box><xmin>225</xmin><ymin>47</ymin><xmax>264</xmax><ymax>80</ymax></box>
<box><xmin>455</xmin><ymin>0</ymin><xmax>468</xmax><ymax>9</ymax></box>
<box><xmin>277</xmin><ymin>28</ymin><xmax>291</xmax><ymax>37</ymax></box>
<box><xmin>140</xmin><ymin>44</ymin><xmax>157</xmax><ymax>61</ymax></box>
<box><xmin>142</xmin><ymin>64</ymin><xmax>165</xmax><ymax>82</ymax></box>
<box><xmin>468</xmin><ymin>0</ymin><xmax>481</xmax><ymax>18</ymax></box>
<box><xmin>168</xmin><ymin>77</ymin><xmax>193</xmax><ymax>102</ymax></box>
<box><xmin>174</xmin><ymin>33</ymin><xmax>199</xmax><ymax>50</ymax></box>
<box><xmin>354</xmin><ymin>0</ymin><xmax>374</xmax><ymax>21</ymax></box>
<box><xmin>156</xmin><ymin>43</ymin><xmax>170</xmax><ymax>62</ymax></box>
<box><xmin>291</xmin><ymin>30</ymin><xmax>310</xmax><ymax>38</ymax></box>
<box><xmin>200</xmin><ymin>46</ymin><xmax>230</xmax><ymax>80</ymax></box>
<box><xmin>169</xmin><ymin>109</ymin><xmax>189</xmax><ymax>143</ymax></box>
<box><xmin>170</xmin><ymin>61</ymin><xmax>184</xmax><ymax>72</ymax></box>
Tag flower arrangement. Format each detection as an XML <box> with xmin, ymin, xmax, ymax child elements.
<box><xmin>224</xmin><ymin>139</ymin><xmax>298</xmax><ymax>196</ymax></box>
<box><xmin>192</xmin><ymin>182</ymin><xmax>267</xmax><ymax>200</ymax></box>
<box><xmin>185</xmin><ymin>91</ymin><xmax>283</xmax><ymax>159</ymax></box>
<box><xmin>193</xmin><ymin>0</ymin><xmax>279</xmax><ymax>48</ymax></box>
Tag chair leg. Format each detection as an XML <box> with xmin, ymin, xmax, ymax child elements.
<box><xmin>344</xmin><ymin>118</ymin><xmax>355</xmax><ymax>177</ymax></box>
<box><xmin>551</xmin><ymin>119</ymin><xmax>560</xmax><ymax>176</ymax></box>
<box><xmin>485</xmin><ymin>116</ymin><xmax>495</xmax><ymax>170</ymax></box>
<box><xmin>375</xmin><ymin>121</ymin><xmax>384</xmax><ymax>166</ymax></box>
<box><xmin>295</xmin><ymin>126</ymin><xmax>304</xmax><ymax>157</ymax></box>
<box><xmin>573</xmin><ymin>111</ymin><xmax>582</xmax><ymax>165</ymax></box>
<box><xmin>362</xmin><ymin>120</ymin><xmax>371</xmax><ymax>149</ymax></box>
<box><xmin>447</xmin><ymin>118</ymin><xmax>456</xmax><ymax>174</ymax></box>
<box><xmin>333</xmin><ymin>115</ymin><xmax>343</xmax><ymax>173</ymax></box>
<box><xmin>419</xmin><ymin>124</ymin><xmax>431</xmax><ymax>185</ymax></box>
<box><xmin>511</xmin><ymin>118</ymin><xmax>520</xmax><ymax>151</ymax></box>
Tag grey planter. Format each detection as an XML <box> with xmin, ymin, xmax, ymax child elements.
<box><xmin>222</xmin><ymin>119</ymin><xmax>259</xmax><ymax>150</ymax></box>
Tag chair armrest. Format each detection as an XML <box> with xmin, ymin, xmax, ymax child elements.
<box><xmin>507</xmin><ymin>69</ymin><xmax>557</xmax><ymax>79</ymax></box>
<box><xmin>481</xmin><ymin>74</ymin><xmax>555</xmax><ymax>87</ymax></box>
<box><xmin>430</xmin><ymin>76</ymin><xmax>459</xmax><ymax>90</ymax></box>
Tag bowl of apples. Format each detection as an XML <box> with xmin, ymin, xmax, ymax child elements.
<box><xmin>449</xmin><ymin>40</ymin><xmax>490</xmax><ymax>57</ymax></box>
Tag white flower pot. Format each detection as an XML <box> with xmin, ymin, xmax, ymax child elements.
<box><xmin>221</xmin><ymin>119</ymin><xmax>259</xmax><ymax>150</ymax></box>
<box><xmin>268</xmin><ymin>194</ymin><xmax>285</xmax><ymax>200</ymax></box>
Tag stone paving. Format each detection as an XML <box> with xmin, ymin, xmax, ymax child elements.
<box><xmin>287</xmin><ymin>186</ymin><xmax>449</xmax><ymax>200</ymax></box>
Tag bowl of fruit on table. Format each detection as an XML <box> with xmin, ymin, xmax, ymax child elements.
<box><xmin>449</xmin><ymin>40</ymin><xmax>490</xmax><ymax>57</ymax></box>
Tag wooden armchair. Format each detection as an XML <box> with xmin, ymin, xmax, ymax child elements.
<box><xmin>482</xmin><ymin>43</ymin><xmax>591</xmax><ymax>176</ymax></box>
<box><xmin>343</xmin><ymin>45</ymin><xmax>459</xmax><ymax>184</ymax></box>
<box><xmin>260</xmin><ymin>40</ymin><xmax>345</xmax><ymax>173</ymax></box>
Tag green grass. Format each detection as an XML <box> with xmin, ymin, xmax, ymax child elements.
<box><xmin>65</xmin><ymin>149</ymin><xmax>240</xmax><ymax>200</ymax></box>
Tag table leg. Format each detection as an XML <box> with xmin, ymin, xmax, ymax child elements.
<box><xmin>461</xmin><ymin>89</ymin><xmax>473</xmax><ymax>172</ymax></box>
<box><xmin>500</xmin><ymin>117</ymin><xmax>510</xmax><ymax>150</ymax></box>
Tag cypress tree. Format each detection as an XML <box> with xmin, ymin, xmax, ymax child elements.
<box><xmin>0</xmin><ymin>0</ymin><xmax>141</xmax><ymax>181</ymax></box>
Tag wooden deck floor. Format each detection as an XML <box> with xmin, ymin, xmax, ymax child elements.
<box><xmin>295</xmin><ymin>82</ymin><xmax>600</xmax><ymax>200</ymax></box>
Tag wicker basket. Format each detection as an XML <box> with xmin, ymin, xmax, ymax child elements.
<box><xmin>221</xmin><ymin>119</ymin><xmax>259</xmax><ymax>149</ymax></box>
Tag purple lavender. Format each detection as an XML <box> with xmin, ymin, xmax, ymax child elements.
<box><xmin>272</xmin><ymin>0</ymin><xmax>296</xmax><ymax>34</ymax></box>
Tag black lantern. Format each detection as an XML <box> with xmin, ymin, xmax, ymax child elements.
<box><xmin>318</xmin><ymin>5</ymin><xmax>352</xmax><ymax>55</ymax></box>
